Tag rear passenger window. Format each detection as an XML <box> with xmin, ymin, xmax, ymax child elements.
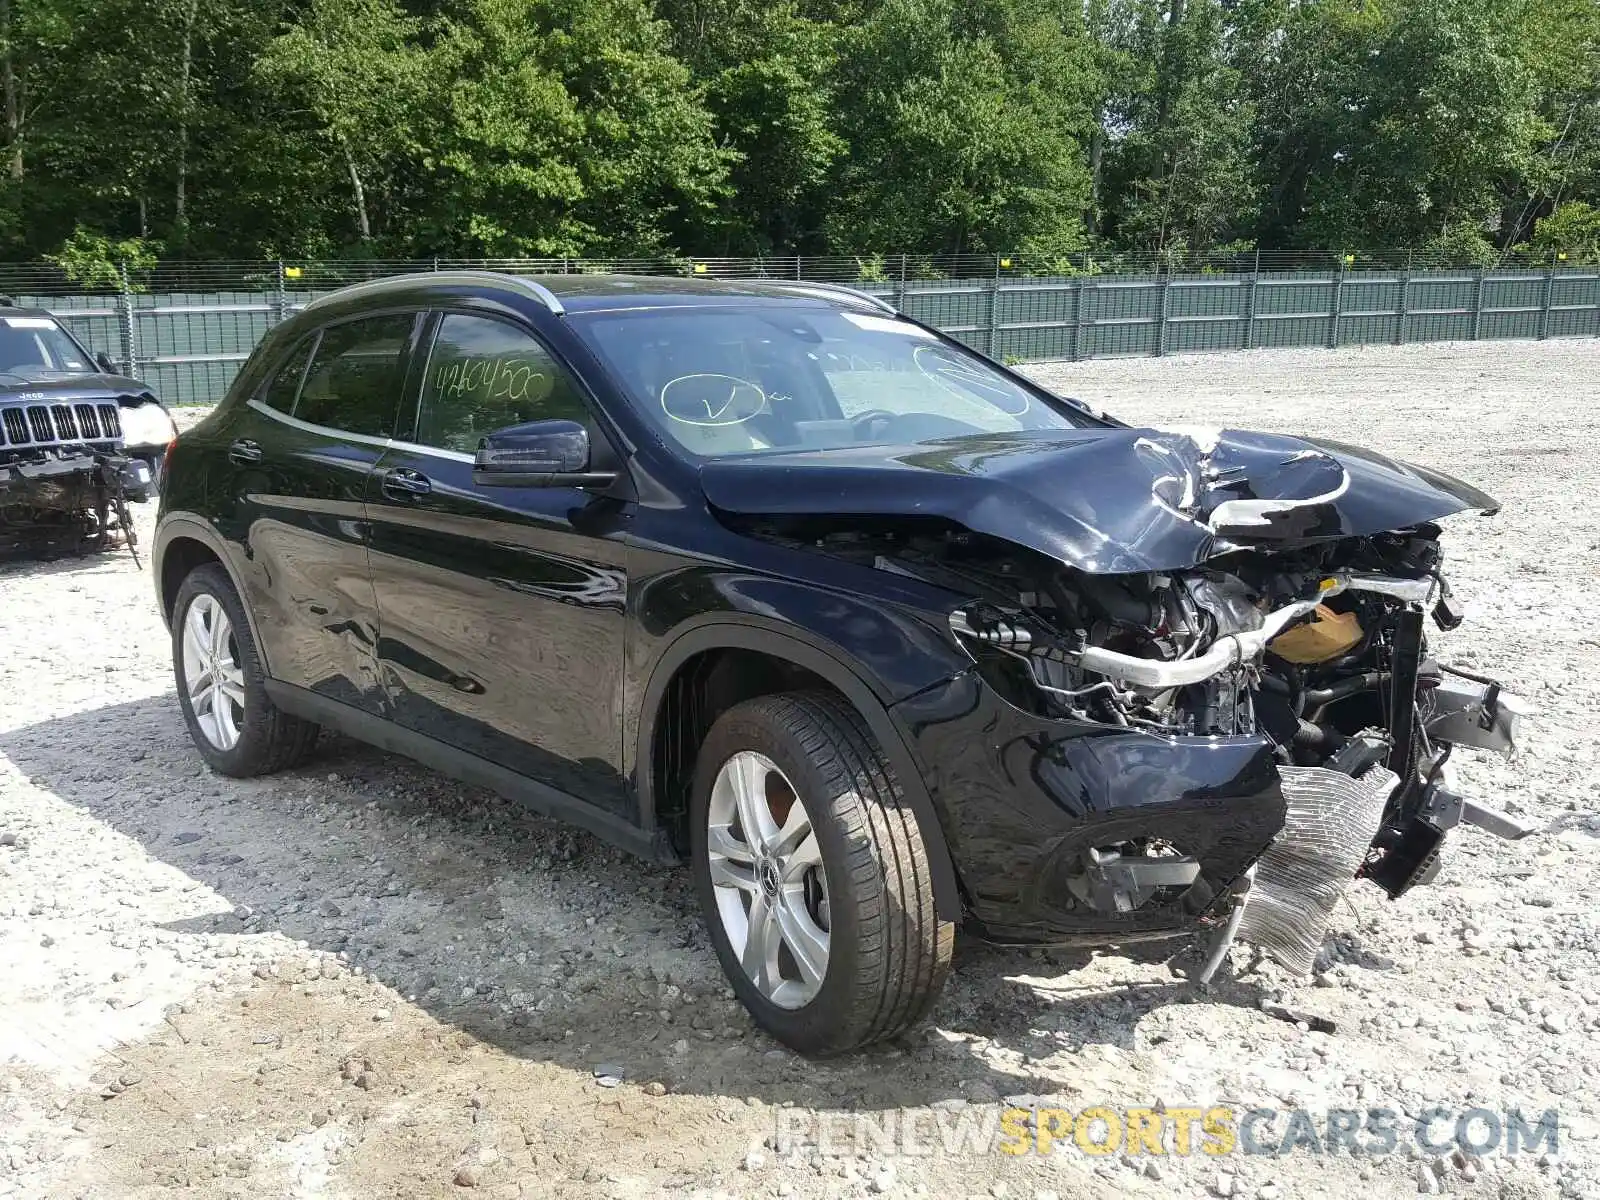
<box><xmin>260</xmin><ymin>338</ymin><xmax>314</xmax><ymax>412</ymax></box>
<box><xmin>415</xmin><ymin>314</ymin><xmax>590</xmax><ymax>454</ymax></box>
<box><xmin>294</xmin><ymin>314</ymin><xmax>414</xmax><ymax>437</ymax></box>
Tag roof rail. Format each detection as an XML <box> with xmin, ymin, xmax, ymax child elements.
<box><xmin>300</xmin><ymin>270</ymin><xmax>565</xmax><ymax>316</ymax></box>
<box><xmin>767</xmin><ymin>281</ymin><xmax>897</xmax><ymax>315</ymax></box>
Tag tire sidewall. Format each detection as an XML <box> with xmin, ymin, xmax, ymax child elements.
<box><xmin>171</xmin><ymin>563</ymin><xmax>276</xmax><ymax>776</ymax></box>
<box><xmin>690</xmin><ymin>703</ymin><xmax>874</xmax><ymax>1054</ymax></box>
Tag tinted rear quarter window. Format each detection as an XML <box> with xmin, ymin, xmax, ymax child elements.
<box><xmin>260</xmin><ymin>337</ymin><xmax>314</xmax><ymax>412</ymax></box>
<box><xmin>294</xmin><ymin>314</ymin><xmax>415</xmax><ymax>437</ymax></box>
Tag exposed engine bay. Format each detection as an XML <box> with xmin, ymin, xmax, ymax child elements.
<box><xmin>738</xmin><ymin>507</ymin><xmax>1533</xmax><ymax>975</ymax></box>
<box><xmin>705</xmin><ymin>416</ymin><xmax>1538</xmax><ymax>976</ymax></box>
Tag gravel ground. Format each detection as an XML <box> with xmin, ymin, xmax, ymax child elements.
<box><xmin>2</xmin><ymin>339</ymin><xmax>1597</xmax><ymax>1200</ymax></box>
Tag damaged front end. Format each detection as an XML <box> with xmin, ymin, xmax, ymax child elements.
<box><xmin>934</xmin><ymin>487</ymin><xmax>1532</xmax><ymax>973</ymax></box>
<box><xmin>1</xmin><ymin>399</ymin><xmax>150</xmax><ymax>560</ymax></box>
<box><xmin>713</xmin><ymin>425</ymin><xmax>1532</xmax><ymax>971</ymax></box>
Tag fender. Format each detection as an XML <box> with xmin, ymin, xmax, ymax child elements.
<box><xmin>635</xmin><ymin>616</ymin><xmax>965</xmax><ymax>922</ymax></box>
<box><xmin>152</xmin><ymin>512</ymin><xmax>275</xmax><ymax>677</ymax></box>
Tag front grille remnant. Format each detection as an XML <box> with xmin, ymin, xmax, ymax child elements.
<box><xmin>74</xmin><ymin>403</ymin><xmax>101</xmax><ymax>440</ymax></box>
<box><xmin>1235</xmin><ymin>764</ymin><xmax>1398</xmax><ymax>975</ymax></box>
<box><xmin>1</xmin><ymin>401</ymin><xmax>123</xmax><ymax>448</ymax></box>
<box><xmin>50</xmin><ymin>404</ymin><xmax>78</xmax><ymax>440</ymax></box>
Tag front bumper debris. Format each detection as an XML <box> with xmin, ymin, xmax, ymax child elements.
<box><xmin>1232</xmin><ymin>762</ymin><xmax>1398</xmax><ymax>975</ymax></box>
<box><xmin>1423</xmin><ymin>666</ymin><xmax>1531</xmax><ymax>757</ymax></box>
<box><xmin>893</xmin><ymin>661</ymin><xmax>1537</xmax><ymax>952</ymax></box>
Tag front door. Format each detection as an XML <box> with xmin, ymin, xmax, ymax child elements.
<box><xmin>229</xmin><ymin>312</ymin><xmax>420</xmax><ymax>711</ymax></box>
<box><xmin>364</xmin><ymin>311</ymin><xmax>632</xmax><ymax>815</ymax></box>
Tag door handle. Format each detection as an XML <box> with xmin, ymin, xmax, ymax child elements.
<box><xmin>381</xmin><ymin>466</ymin><xmax>432</xmax><ymax>499</ymax></box>
<box><xmin>228</xmin><ymin>438</ymin><xmax>263</xmax><ymax>464</ymax></box>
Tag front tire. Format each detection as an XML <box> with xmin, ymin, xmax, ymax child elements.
<box><xmin>690</xmin><ymin>692</ymin><xmax>954</xmax><ymax>1055</ymax></box>
<box><xmin>172</xmin><ymin>563</ymin><xmax>319</xmax><ymax>777</ymax></box>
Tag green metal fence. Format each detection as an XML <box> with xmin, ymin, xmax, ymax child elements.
<box><xmin>893</xmin><ymin>267</ymin><xmax>1600</xmax><ymax>362</ymax></box>
<box><xmin>7</xmin><ymin>258</ymin><xmax>1598</xmax><ymax>406</ymax></box>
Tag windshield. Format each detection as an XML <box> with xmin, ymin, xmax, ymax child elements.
<box><xmin>0</xmin><ymin>315</ymin><xmax>94</xmax><ymax>376</ymax></box>
<box><xmin>573</xmin><ymin>306</ymin><xmax>1097</xmax><ymax>457</ymax></box>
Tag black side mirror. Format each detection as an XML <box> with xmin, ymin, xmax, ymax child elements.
<box><xmin>94</xmin><ymin>351</ymin><xmax>117</xmax><ymax>374</ymax></box>
<box><xmin>472</xmin><ymin>419</ymin><xmax>618</xmax><ymax>489</ymax></box>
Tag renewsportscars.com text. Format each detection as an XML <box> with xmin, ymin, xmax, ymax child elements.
<box><xmin>768</xmin><ymin>1104</ymin><xmax>1560</xmax><ymax>1161</ymax></box>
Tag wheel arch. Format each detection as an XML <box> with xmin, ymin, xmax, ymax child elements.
<box><xmin>636</xmin><ymin>619</ymin><xmax>963</xmax><ymax>921</ymax></box>
<box><xmin>154</xmin><ymin>515</ymin><xmax>273</xmax><ymax>677</ymax></box>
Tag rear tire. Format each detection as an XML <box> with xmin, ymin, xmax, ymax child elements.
<box><xmin>690</xmin><ymin>691</ymin><xmax>953</xmax><ymax>1055</ymax></box>
<box><xmin>172</xmin><ymin>563</ymin><xmax>319</xmax><ymax>777</ymax></box>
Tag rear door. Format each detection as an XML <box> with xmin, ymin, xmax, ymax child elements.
<box><xmin>365</xmin><ymin>311</ymin><xmax>632</xmax><ymax>814</ymax></box>
<box><xmin>229</xmin><ymin>311</ymin><xmax>421</xmax><ymax>711</ymax></box>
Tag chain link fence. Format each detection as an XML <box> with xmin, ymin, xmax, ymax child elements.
<box><xmin>2</xmin><ymin>253</ymin><xmax>1596</xmax><ymax>406</ymax></box>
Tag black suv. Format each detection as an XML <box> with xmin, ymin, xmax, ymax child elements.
<box><xmin>155</xmin><ymin>272</ymin><xmax>1529</xmax><ymax>1054</ymax></box>
<box><xmin>0</xmin><ymin>303</ymin><xmax>177</xmax><ymax>479</ymax></box>
<box><xmin>1</xmin><ymin>305</ymin><xmax>170</xmax><ymax>555</ymax></box>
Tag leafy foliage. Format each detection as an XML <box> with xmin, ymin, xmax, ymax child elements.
<box><xmin>1530</xmin><ymin>201</ymin><xmax>1600</xmax><ymax>261</ymax></box>
<box><xmin>45</xmin><ymin>226</ymin><xmax>160</xmax><ymax>288</ymax></box>
<box><xmin>0</xmin><ymin>0</ymin><xmax>1594</xmax><ymax>264</ymax></box>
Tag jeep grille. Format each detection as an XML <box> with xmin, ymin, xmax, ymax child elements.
<box><xmin>74</xmin><ymin>403</ymin><xmax>103</xmax><ymax>439</ymax></box>
<box><xmin>0</xmin><ymin>402</ymin><xmax>123</xmax><ymax>450</ymax></box>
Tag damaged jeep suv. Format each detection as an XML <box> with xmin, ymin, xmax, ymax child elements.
<box><xmin>0</xmin><ymin>305</ymin><xmax>159</xmax><ymax>557</ymax></box>
<box><xmin>153</xmin><ymin>272</ymin><xmax>1531</xmax><ymax>1054</ymax></box>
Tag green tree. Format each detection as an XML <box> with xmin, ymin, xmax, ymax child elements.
<box><xmin>418</xmin><ymin>0</ymin><xmax>732</xmax><ymax>256</ymax></box>
<box><xmin>45</xmin><ymin>225</ymin><xmax>159</xmax><ymax>288</ymax></box>
<box><xmin>825</xmin><ymin>0</ymin><xmax>1098</xmax><ymax>256</ymax></box>
<box><xmin>256</xmin><ymin>0</ymin><xmax>430</xmax><ymax>247</ymax></box>
<box><xmin>1530</xmin><ymin>200</ymin><xmax>1600</xmax><ymax>263</ymax></box>
<box><xmin>659</xmin><ymin>0</ymin><xmax>843</xmax><ymax>253</ymax></box>
<box><xmin>1097</xmin><ymin>0</ymin><xmax>1254</xmax><ymax>261</ymax></box>
<box><xmin>0</xmin><ymin>0</ymin><xmax>1594</xmax><ymax>264</ymax></box>
<box><xmin>1240</xmin><ymin>0</ymin><xmax>1557</xmax><ymax>253</ymax></box>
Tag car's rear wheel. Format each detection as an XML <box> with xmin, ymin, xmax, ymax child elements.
<box><xmin>172</xmin><ymin>563</ymin><xmax>319</xmax><ymax>777</ymax></box>
<box><xmin>690</xmin><ymin>692</ymin><xmax>954</xmax><ymax>1055</ymax></box>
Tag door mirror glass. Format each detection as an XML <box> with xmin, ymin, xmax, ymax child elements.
<box><xmin>476</xmin><ymin>419</ymin><xmax>588</xmax><ymax>473</ymax></box>
<box><xmin>473</xmin><ymin>419</ymin><xmax>615</xmax><ymax>489</ymax></box>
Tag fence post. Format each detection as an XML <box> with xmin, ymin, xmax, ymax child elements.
<box><xmin>1155</xmin><ymin>270</ymin><xmax>1170</xmax><ymax>356</ymax></box>
<box><xmin>1328</xmin><ymin>260</ymin><xmax>1344</xmax><ymax>348</ymax></box>
<box><xmin>271</xmin><ymin>260</ymin><xmax>288</xmax><ymax>328</ymax></box>
<box><xmin>1244</xmin><ymin>271</ymin><xmax>1259</xmax><ymax>350</ymax></box>
<box><xmin>1073</xmin><ymin>280</ymin><xmax>1091</xmax><ymax>361</ymax></box>
<box><xmin>985</xmin><ymin>257</ymin><xmax>1001</xmax><ymax>358</ymax></box>
<box><xmin>1471</xmin><ymin>266</ymin><xmax>1486</xmax><ymax>341</ymax></box>
<box><xmin>1066</xmin><ymin>280</ymin><xmax>1079</xmax><ymax>361</ymax></box>
<box><xmin>116</xmin><ymin>261</ymin><xmax>138</xmax><ymax>377</ymax></box>
<box><xmin>894</xmin><ymin>253</ymin><xmax>907</xmax><ymax>312</ymax></box>
<box><xmin>1396</xmin><ymin>268</ymin><xmax>1410</xmax><ymax>345</ymax></box>
<box><xmin>1538</xmin><ymin>264</ymin><xmax>1556</xmax><ymax>340</ymax></box>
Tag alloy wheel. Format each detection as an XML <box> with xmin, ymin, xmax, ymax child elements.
<box><xmin>180</xmin><ymin>593</ymin><xmax>245</xmax><ymax>752</ymax></box>
<box><xmin>705</xmin><ymin>751</ymin><xmax>832</xmax><ymax>1009</ymax></box>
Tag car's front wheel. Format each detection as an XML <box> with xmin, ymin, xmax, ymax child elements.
<box><xmin>690</xmin><ymin>692</ymin><xmax>954</xmax><ymax>1055</ymax></box>
<box><xmin>172</xmin><ymin>563</ymin><xmax>319</xmax><ymax>777</ymax></box>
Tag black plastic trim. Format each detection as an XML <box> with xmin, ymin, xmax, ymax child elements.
<box><xmin>265</xmin><ymin>679</ymin><xmax>677</xmax><ymax>865</ymax></box>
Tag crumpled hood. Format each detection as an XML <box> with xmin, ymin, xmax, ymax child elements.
<box><xmin>699</xmin><ymin>427</ymin><xmax>1500</xmax><ymax>574</ymax></box>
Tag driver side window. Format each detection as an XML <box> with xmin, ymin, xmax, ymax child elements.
<box><xmin>415</xmin><ymin>314</ymin><xmax>589</xmax><ymax>454</ymax></box>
